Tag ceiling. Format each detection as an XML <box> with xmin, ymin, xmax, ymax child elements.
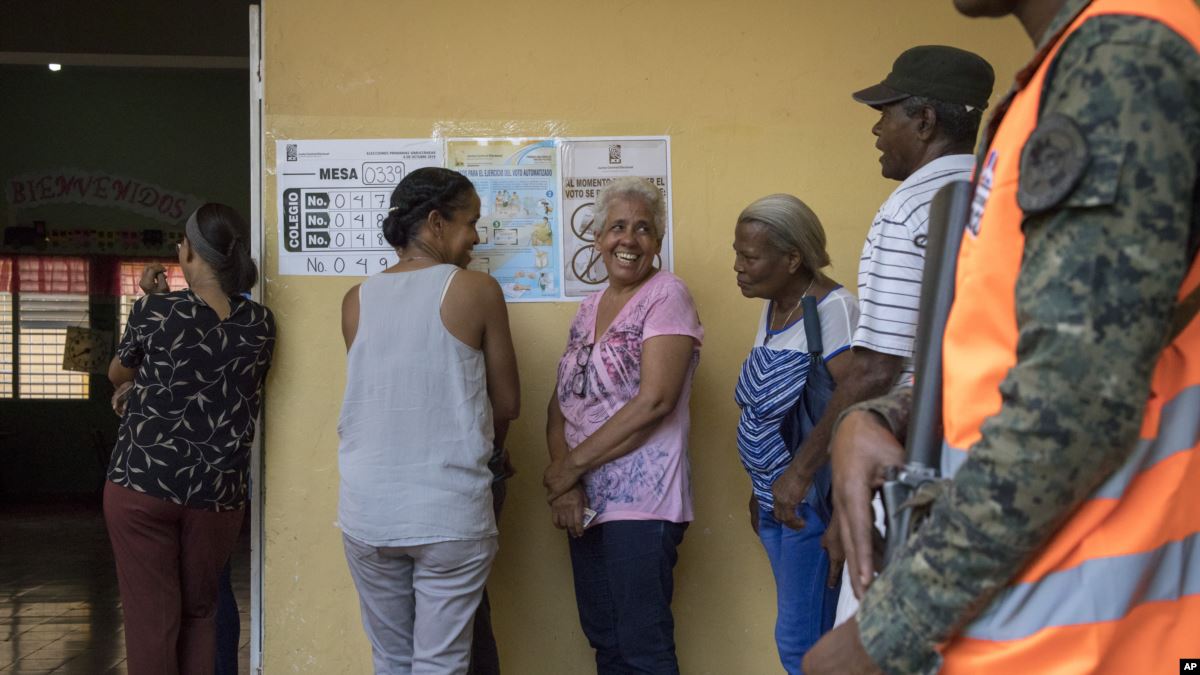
<box><xmin>0</xmin><ymin>0</ymin><xmax>250</xmax><ymax>59</ymax></box>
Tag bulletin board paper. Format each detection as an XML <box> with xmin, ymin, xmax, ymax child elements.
<box><xmin>275</xmin><ymin>136</ymin><xmax>672</xmax><ymax>304</ymax></box>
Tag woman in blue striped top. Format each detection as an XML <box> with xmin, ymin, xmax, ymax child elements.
<box><xmin>732</xmin><ymin>194</ymin><xmax>859</xmax><ymax>674</ymax></box>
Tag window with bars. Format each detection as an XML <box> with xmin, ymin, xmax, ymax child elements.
<box><xmin>0</xmin><ymin>293</ymin><xmax>12</xmax><ymax>398</ymax></box>
<box><xmin>0</xmin><ymin>257</ymin><xmax>187</xmax><ymax>400</ymax></box>
<box><xmin>0</xmin><ymin>256</ymin><xmax>92</xmax><ymax>400</ymax></box>
<box><xmin>117</xmin><ymin>262</ymin><xmax>185</xmax><ymax>337</ymax></box>
<box><xmin>18</xmin><ymin>293</ymin><xmax>91</xmax><ymax>398</ymax></box>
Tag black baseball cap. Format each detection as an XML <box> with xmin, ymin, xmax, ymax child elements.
<box><xmin>852</xmin><ymin>45</ymin><xmax>995</xmax><ymax>110</ymax></box>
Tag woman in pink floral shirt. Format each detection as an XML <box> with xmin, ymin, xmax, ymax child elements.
<box><xmin>544</xmin><ymin>177</ymin><xmax>703</xmax><ymax>674</ymax></box>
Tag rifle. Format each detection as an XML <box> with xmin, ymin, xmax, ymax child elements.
<box><xmin>880</xmin><ymin>180</ymin><xmax>973</xmax><ymax>566</ymax></box>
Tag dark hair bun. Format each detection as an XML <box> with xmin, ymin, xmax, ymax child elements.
<box><xmin>381</xmin><ymin>167</ymin><xmax>476</xmax><ymax>248</ymax></box>
<box><xmin>193</xmin><ymin>203</ymin><xmax>258</xmax><ymax>295</ymax></box>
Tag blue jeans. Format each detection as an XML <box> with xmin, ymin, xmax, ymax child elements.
<box><xmin>568</xmin><ymin>520</ymin><xmax>688</xmax><ymax>674</ymax></box>
<box><xmin>758</xmin><ymin>504</ymin><xmax>839</xmax><ymax>675</ymax></box>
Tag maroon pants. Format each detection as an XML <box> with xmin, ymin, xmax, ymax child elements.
<box><xmin>103</xmin><ymin>481</ymin><xmax>245</xmax><ymax>675</ymax></box>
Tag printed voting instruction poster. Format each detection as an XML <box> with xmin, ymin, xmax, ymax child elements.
<box><xmin>447</xmin><ymin>138</ymin><xmax>562</xmax><ymax>302</ymax></box>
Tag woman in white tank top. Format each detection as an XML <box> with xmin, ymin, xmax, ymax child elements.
<box><xmin>337</xmin><ymin>167</ymin><xmax>520</xmax><ymax>674</ymax></box>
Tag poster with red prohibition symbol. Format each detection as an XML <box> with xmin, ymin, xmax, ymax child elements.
<box><xmin>558</xmin><ymin>137</ymin><xmax>672</xmax><ymax>299</ymax></box>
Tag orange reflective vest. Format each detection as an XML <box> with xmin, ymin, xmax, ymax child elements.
<box><xmin>938</xmin><ymin>0</ymin><xmax>1200</xmax><ymax>671</ymax></box>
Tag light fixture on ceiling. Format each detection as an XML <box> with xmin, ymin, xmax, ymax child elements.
<box><xmin>48</xmin><ymin>63</ymin><xmax>62</xmax><ymax>72</ymax></box>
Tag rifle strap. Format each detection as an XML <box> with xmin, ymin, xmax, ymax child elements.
<box><xmin>1168</xmin><ymin>282</ymin><xmax>1200</xmax><ymax>345</ymax></box>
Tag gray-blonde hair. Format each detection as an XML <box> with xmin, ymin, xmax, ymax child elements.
<box><xmin>737</xmin><ymin>194</ymin><xmax>831</xmax><ymax>277</ymax></box>
<box><xmin>593</xmin><ymin>177</ymin><xmax>667</xmax><ymax>240</ymax></box>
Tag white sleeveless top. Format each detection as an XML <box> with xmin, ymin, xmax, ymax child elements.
<box><xmin>337</xmin><ymin>265</ymin><xmax>496</xmax><ymax>546</ymax></box>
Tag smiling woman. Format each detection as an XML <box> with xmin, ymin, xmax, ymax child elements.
<box><xmin>543</xmin><ymin>177</ymin><xmax>703</xmax><ymax>674</ymax></box>
<box><xmin>591</xmin><ymin>178</ymin><xmax>665</xmax><ymax>291</ymax></box>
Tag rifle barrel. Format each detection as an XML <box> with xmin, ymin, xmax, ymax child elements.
<box><xmin>905</xmin><ymin>180</ymin><xmax>973</xmax><ymax>468</ymax></box>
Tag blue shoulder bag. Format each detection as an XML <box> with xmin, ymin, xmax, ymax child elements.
<box><xmin>777</xmin><ymin>295</ymin><xmax>835</xmax><ymax>526</ymax></box>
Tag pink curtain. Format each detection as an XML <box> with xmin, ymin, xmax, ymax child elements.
<box><xmin>116</xmin><ymin>261</ymin><xmax>186</xmax><ymax>296</ymax></box>
<box><xmin>14</xmin><ymin>256</ymin><xmax>90</xmax><ymax>293</ymax></box>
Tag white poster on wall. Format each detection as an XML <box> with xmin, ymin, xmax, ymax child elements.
<box><xmin>558</xmin><ymin>137</ymin><xmax>672</xmax><ymax>298</ymax></box>
<box><xmin>274</xmin><ymin>136</ymin><xmax>674</xmax><ymax>300</ymax></box>
<box><xmin>274</xmin><ymin>139</ymin><xmax>442</xmax><ymax>276</ymax></box>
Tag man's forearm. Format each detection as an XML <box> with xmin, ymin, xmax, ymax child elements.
<box><xmin>839</xmin><ymin>387</ymin><xmax>913</xmax><ymax>447</ymax></box>
<box><xmin>789</xmin><ymin>350</ymin><xmax>902</xmax><ymax>476</ymax></box>
<box><xmin>788</xmin><ymin>385</ymin><xmax>864</xmax><ymax>476</ymax></box>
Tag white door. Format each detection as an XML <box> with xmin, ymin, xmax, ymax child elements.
<box><xmin>247</xmin><ymin>4</ymin><xmax>266</xmax><ymax>674</ymax></box>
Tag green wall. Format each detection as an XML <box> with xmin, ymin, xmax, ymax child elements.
<box><xmin>1</xmin><ymin>65</ymin><xmax>250</xmax><ymax>232</ymax></box>
<box><xmin>0</xmin><ymin>65</ymin><xmax>249</xmax><ymax>501</ymax></box>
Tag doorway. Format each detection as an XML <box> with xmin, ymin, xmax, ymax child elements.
<box><xmin>0</xmin><ymin>2</ymin><xmax>264</xmax><ymax>672</ymax></box>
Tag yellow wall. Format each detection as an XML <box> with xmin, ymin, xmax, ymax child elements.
<box><xmin>261</xmin><ymin>2</ymin><xmax>1029</xmax><ymax>672</ymax></box>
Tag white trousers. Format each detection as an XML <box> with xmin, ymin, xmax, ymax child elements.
<box><xmin>343</xmin><ymin>532</ymin><xmax>498</xmax><ymax>675</ymax></box>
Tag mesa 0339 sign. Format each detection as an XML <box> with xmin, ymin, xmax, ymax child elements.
<box><xmin>276</xmin><ymin>139</ymin><xmax>443</xmax><ymax>276</ymax></box>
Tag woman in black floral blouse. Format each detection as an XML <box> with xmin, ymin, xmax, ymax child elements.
<box><xmin>105</xmin><ymin>203</ymin><xmax>275</xmax><ymax>675</ymax></box>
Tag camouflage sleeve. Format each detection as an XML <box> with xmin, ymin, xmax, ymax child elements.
<box><xmin>837</xmin><ymin>387</ymin><xmax>913</xmax><ymax>442</ymax></box>
<box><xmin>856</xmin><ymin>17</ymin><xmax>1200</xmax><ymax>674</ymax></box>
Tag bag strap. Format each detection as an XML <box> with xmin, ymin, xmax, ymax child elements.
<box><xmin>801</xmin><ymin>295</ymin><xmax>822</xmax><ymax>357</ymax></box>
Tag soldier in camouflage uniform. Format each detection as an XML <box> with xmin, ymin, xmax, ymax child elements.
<box><xmin>803</xmin><ymin>0</ymin><xmax>1200</xmax><ymax>673</ymax></box>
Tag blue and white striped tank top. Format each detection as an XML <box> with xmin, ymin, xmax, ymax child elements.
<box><xmin>735</xmin><ymin>347</ymin><xmax>811</xmax><ymax>510</ymax></box>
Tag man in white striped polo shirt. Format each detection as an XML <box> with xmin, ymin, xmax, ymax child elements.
<box><xmin>770</xmin><ymin>46</ymin><xmax>995</xmax><ymax>606</ymax></box>
<box><xmin>850</xmin><ymin>46</ymin><xmax>995</xmax><ymax>391</ymax></box>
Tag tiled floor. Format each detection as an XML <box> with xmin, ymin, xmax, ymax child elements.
<box><xmin>0</xmin><ymin>503</ymin><xmax>251</xmax><ymax>674</ymax></box>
